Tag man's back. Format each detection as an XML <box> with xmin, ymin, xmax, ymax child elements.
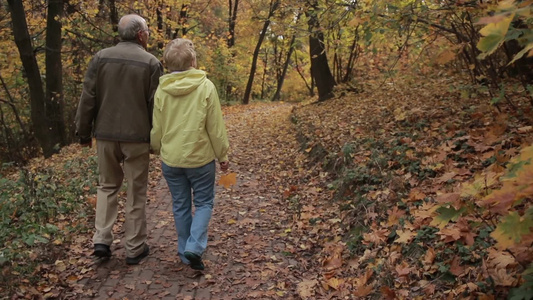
<box><xmin>76</xmin><ymin>41</ymin><xmax>163</xmax><ymax>143</ymax></box>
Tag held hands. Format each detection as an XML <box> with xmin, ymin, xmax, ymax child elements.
<box><xmin>219</xmin><ymin>161</ymin><xmax>230</xmax><ymax>172</ymax></box>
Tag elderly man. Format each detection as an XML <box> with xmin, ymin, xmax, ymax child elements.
<box><xmin>75</xmin><ymin>14</ymin><xmax>163</xmax><ymax>265</ymax></box>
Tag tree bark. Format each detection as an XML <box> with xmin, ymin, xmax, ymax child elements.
<box><xmin>157</xmin><ymin>6</ymin><xmax>164</xmax><ymax>49</ymax></box>
<box><xmin>228</xmin><ymin>0</ymin><xmax>239</xmax><ymax>47</ymax></box>
<box><xmin>174</xmin><ymin>4</ymin><xmax>189</xmax><ymax>38</ymax></box>
<box><xmin>108</xmin><ymin>0</ymin><xmax>118</xmax><ymax>33</ymax></box>
<box><xmin>46</xmin><ymin>0</ymin><xmax>67</xmax><ymax>149</ymax></box>
<box><xmin>242</xmin><ymin>0</ymin><xmax>279</xmax><ymax>104</ymax></box>
<box><xmin>306</xmin><ymin>0</ymin><xmax>335</xmax><ymax>101</ymax></box>
<box><xmin>7</xmin><ymin>0</ymin><xmax>65</xmax><ymax>157</ymax></box>
<box><xmin>261</xmin><ymin>50</ymin><xmax>268</xmax><ymax>99</ymax></box>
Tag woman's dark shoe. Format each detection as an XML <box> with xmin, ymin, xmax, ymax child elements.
<box><xmin>93</xmin><ymin>244</ymin><xmax>111</xmax><ymax>258</ymax></box>
<box><xmin>184</xmin><ymin>251</ymin><xmax>204</xmax><ymax>270</ymax></box>
<box><xmin>126</xmin><ymin>244</ymin><xmax>149</xmax><ymax>265</ymax></box>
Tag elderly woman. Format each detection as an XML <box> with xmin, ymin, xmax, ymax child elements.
<box><xmin>150</xmin><ymin>38</ymin><xmax>230</xmax><ymax>270</ymax></box>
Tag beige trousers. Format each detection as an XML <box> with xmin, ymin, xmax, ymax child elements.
<box><xmin>94</xmin><ymin>140</ymin><xmax>150</xmax><ymax>258</ymax></box>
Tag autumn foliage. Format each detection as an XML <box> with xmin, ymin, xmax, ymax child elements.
<box><xmin>290</xmin><ymin>61</ymin><xmax>533</xmax><ymax>298</ymax></box>
<box><xmin>0</xmin><ymin>0</ymin><xmax>532</xmax><ymax>299</ymax></box>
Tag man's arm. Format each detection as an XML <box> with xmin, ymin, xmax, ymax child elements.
<box><xmin>75</xmin><ymin>54</ymin><xmax>99</xmax><ymax>146</ymax></box>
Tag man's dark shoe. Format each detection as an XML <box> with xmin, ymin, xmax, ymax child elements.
<box><xmin>126</xmin><ymin>244</ymin><xmax>149</xmax><ymax>265</ymax></box>
<box><xmin>184</xmin><ymin>251</ymin><xmax>205</xmax><ymax>270</ymax></box>
<box><xmin>93</xmin><ymin>244</ymin><xmax>111</xmax><ymax>258</ymax></box>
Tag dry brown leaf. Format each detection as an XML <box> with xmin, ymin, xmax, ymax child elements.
<box><xmin>297</xmin><ymin>279</ymin><xmax>318</xmax><ymax>298</ymax></box>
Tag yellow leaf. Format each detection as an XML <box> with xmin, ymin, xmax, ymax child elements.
<box><xmin>327</xmin><ymin>277</ymin><xmax>344</xmax><ymax>290</ymax></box>
<box><xmin>477</xmin><ymin>13</ymin><xmax>515</xmax><ymax>58</ymax></box>
<box><xmin>394</xmin><ymin>108</ymin><xmax>406</xmax><ymax>121</ymax></box>
<box><xmin>218</xmin><ymin>172</ymin><xmax>237</xmax><ymax>188</ymax></box>
<box><xmin>479</xmin><ymin>14</ymin><xmax>514</xmax><ymax>37</ymax></box>
<box><xmin>394</xmin><ymin>230</ymin><xmax>415</xmax><ymax>244</ymax></box>
<box><xmin>227</xmin><ymin>219</ymin><xmax>236</xmax><ymax>225</ymax></box>
<box><xmin>54</xmin><ymin>260</ymin><xmax>66</xmax><ymax>272</ymax></box>
<box><xmin>460</xmin><ymin>172</ymin><xmax>500</xmax><ymax>198</ymax></box>
<box><xmin>297</xmin><ymin>279</ymin><xmax>318</xmax><ymax>298</ymax></box>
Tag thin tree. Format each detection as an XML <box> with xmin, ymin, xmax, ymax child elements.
<box><xmin>271</xmin><ymin>34</ymin><xmax>296</xmax><ymax>101</ymax></box>
<box><xmin>242</xmin><ymin>0</ymin><xmax>280</xmax><ymax>105</ymax></box>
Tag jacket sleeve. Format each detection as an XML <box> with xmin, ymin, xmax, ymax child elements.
<box><xmin>148</xmin><ymin>60</ymin><xmax>164</xmax><ymax>127</ymax></box>
<box><xmin>150</xmin><ymin>90</ymin><xmax>163</xmax><ymax>155</ymax></box>
<box><xmin>205</xmin><ymin>81</ymin><xmax>229</xmax><ymax>162</ymax></box>
<box><xmin>75</xmin><ymin>54</ymin><xmax>99</xmax><ymax>144</ymax></box>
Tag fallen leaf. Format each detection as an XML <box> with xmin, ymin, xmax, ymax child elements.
<box><xmin>218</xmin><ymin>172</ymin><xmax>237</xmax><ymax>188</ymax></box>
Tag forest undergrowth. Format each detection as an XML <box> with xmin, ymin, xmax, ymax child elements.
<box><xmin>289</xmin><ymin>64</ymin><xmax>533</xmax><ymax>299</ymax></box>
<box><xmin>1</xmin><ymin>63</ymin><xmax>532</xmax><ymax>299</ymax></box>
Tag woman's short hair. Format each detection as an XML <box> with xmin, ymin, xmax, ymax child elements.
<box><xmin>118</xmin><ymin>14</ymin><xmax>147</xmax><ymax>41</ymax></box>
<box><xmin>164</xmin><ymin>38</ymin><xmax>196</xmax><ymax>72</ymax></box>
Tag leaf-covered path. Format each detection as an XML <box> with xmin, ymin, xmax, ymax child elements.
<box><xmin>79</xmin><ymin>102</ymin><xmax>314</xmax><ymax>299</ymax></box>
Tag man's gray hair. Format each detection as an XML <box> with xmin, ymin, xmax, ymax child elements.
<box><xmin>118</xmin><ymin>14</ymin><xmax>147</xmax><ymax>40</ymax></box>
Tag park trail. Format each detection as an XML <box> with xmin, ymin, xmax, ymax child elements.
<box><xmin>78</xmin><ymin>102</ymin><xmax>321</xmax><ymax>299</ymax></box>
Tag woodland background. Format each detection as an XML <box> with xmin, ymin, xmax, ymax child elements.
<box><xmin>0</xmin><ymin>0</ymin><xmax>532</xmax><ymax>299</ymax></box>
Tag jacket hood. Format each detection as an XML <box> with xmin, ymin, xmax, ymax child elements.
<box><xmin>159</xmin><ymin>69</ymin><xmax>207</xmax><ymax>96</ymax></box>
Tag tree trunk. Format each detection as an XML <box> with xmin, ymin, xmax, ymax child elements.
<box><xmin>46</xmin><ymin>0</ymin><xmax>66</xmax><ymax>149</ymax></box>
<box><xmin>272</xmin><ymin>34</ymin><xmax>296</xmax><ymax>101</ymax></box>
<box><xmin>261</xmin><ymin>50</ymin><xmax>268</xmax><ymax>99</ymax></box>
<box><xmin>157</xmin><ymin>6</ymin><xmax>164</xmax><ymax>49</ymax></box>
<box><xmin>174</xmin><ymin>4</ymin><xmax>189</xmax><ymax>38</ymax></box>
<box><xmin>306</xmin><ymin>0</ymin><xmax>335</xmax><ymax>101</ymax></box>
<box><xmin>8</xmin><ymin>0</ymin><xmax>65</xmax><ymax>157</ymax></box>
<box><xmin>242</xmin><ymin>0</ymin><xmax>279</xmax><ymax>104</ymax></box>
<box><xmin>228</xmin><ymin>0</ymin><xmax>239</xmax><ymax>47</ymax></box>
<box><xmin>108</xmin><ymin>0</ymin><xmax>118</xmax><ymax>32</ymax></box>
<box><xmin>342</xmin><ymin>27</ymin><xmax>360</xmax><ymax>83</ymax></box>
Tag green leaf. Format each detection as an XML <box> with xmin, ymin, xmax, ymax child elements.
<box><xmin>430</xmin><ymin>206</ymin><xmax>466</xmax><ymax>228</ymax></box>
<box><xmin>23</xmin><ymin>235</ymin><xmax>35</xmax><ymax>246</ymax></box>
<box><xmin>509</xmin><ymin>273</ymin><xmax>533</xmax><ymax>300</ymax></box>
<box><xmin>45</xmin><ymin>223</ymin><xmax>59</xmax><ymax>233</ymax></box>
<box><xmin>477</xmin><ymin>13</ymin><xmax>515</xmax><ymax>58</ymax></box>
<box><xmin>491</xmin><ymin>211</ymin><xmax>533</xmax><ymax>248</ymax></box>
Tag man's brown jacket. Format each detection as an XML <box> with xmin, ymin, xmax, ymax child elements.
<box><xmin>75</xmin><ymin>41</ymin><xmax>163</xmax><ymax>144</ymax></box>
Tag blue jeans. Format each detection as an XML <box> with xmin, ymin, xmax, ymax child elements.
<box><xmin>162</xmin><ymin>160</ymin><xmax>215</xmax><ymax>264</ymax></box>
